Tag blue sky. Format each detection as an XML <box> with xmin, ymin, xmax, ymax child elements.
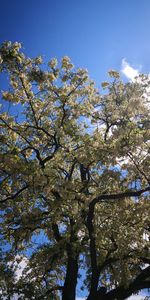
<box><xmin>0</xmin><ymin>1</ymin><xmax>150</xmax><ymax>299</ymax></box>
<box><xmin>1</xmin><ymin>0</ymin><xmax>150</xmax><ymax>84</ymax></box>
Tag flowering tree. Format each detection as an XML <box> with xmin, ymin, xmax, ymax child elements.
<box><xmin>0</xmin><ymin>42</ymin><xmax>150</xmax><ymax>300</ymax></box>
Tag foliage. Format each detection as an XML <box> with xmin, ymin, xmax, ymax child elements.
<box><xmin>0</xmin><ymin>41</ymin><xmax>150</xmax><ymax>300</ymax></box>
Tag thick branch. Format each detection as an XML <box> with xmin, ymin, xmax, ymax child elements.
<box><xmin>104</xmin><ymin>265</ymin><xmax>150</xmax><ymax>300</ymax></box>
<box><xmin>62</xmin><ymin>219</ymin><xmax>79</xmax><ymax>300</ymax></box>
<box><xmin>92</xmin><ymin>186</ymin><xmax>150</xmax><ymax>205</ymax></box>
<box><xmin>52</xmin><ymin>223</ymin><xmax>62</xmax><ymax>242</ymax></box>
<box><xmin>87</xmin><ymin>267</ymin><xmax>150</xmax><ymax>300</ymax></box>
<box><xmin>86</xmin><ymin>202</ymin><xmax>99</xmax><ymax>299</ymax></box>
<box><xmin>86</xmin><ymin>186</ymin><xmax>149</xmax><ymax>299</ymax></box>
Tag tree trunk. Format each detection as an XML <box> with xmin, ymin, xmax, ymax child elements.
<box><xmin>62</xmin><ymin>253</ymin><xmax>79</xmax><ymax>300</ymax></box>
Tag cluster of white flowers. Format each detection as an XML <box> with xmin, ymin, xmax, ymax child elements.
<box><xmin>61</xmin><ymin>56</ymin><xmax>74</xmax><ymax>69</ymax></box>
<box><xmin>101</xmin><ymin>81</ymin><xmax>109</xmax><ymax>88</ymax></box>
<box><xmin>13</xmin><ymin>42</ymin><xmax>21</xmax><ymax>51</ymax></box>
<box><xmin>48</xmin><ymin>57</ymin><xmax>58</xmax><ymax>68</ymax></box>
<box><xmin>0</xmin><ymin>54</ymin><xmax>3</xmax><ymax>64</ymax></box>
<box><xmin>2</xmin><ymin>91</ymin><xmax>14</xmax><ymax>101</ymax></box>
<box><xmin>108</xmin><ymin>69</ymin><xmax>120</xmax><ymax>78</ymax></box>
<box><xmin>34</xmin><ymin>56</ymin><xmax>43</xmax><ymax>64</ymax></box>
<box><xmin>48</xmin><ymin>72</ymin><xmax>56</xmax><ymax>81</ymax></box>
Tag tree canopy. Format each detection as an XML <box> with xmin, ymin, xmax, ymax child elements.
<box><xmin>0</xmin><ymin>41</ymin><xmax>150</xmax><ymax>300</ymax></box>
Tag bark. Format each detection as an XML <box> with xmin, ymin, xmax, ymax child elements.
<box><xmin>92</xmin><ymin>186</ymin><xmax>150</xmax><ymax>205</ymax></box>
<box><xmin>86</xmin><ymin>202</ymin><xmax>99</xmax><ymax>300</ymax></box>
<box><xmin>62</xmin><ymin>252</ymin><xmax>79</xmax><ymax>300</ymax></box>
<box><xmin>62</xmin><ymin>218</ymin><xmax>79</xmax><ymax>300</ymax></box>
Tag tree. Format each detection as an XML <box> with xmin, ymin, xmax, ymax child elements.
<box><xmin>0</xmin><ymin>41</ymin><xmax>149</xmax><ymax>300</ymax></box>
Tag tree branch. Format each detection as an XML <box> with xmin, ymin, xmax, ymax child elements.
<box><xmin>0</xmin><ymin>185</ymin><xmax>28</xmax><ymax>204</ymax></box>
<box><xmin>92</xmin><ymin>186</ymin><xmax>150</xmax><ymax>205</ymax></box>
<box><xmin>104</xmin><ymin>265</ymin><xmax>150</xmax><ymax>300</ymax></box>
<box><xmin>86</xmin><ymin>200</ymin><xmax>99</xmax><ymax>299</ymax></box>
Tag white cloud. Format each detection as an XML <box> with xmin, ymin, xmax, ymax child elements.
<box><xmin>76</xmin><ymin>295</ymin><xmax>147</xmax><ymax>300</ymax></box>
<box><xmin>121</xmin><ymin>59</ymin><xmax>140</xmax><ymax>82</ymax></box>
<box><xmin>0</xmin><ymin>255</ymin><xmax>29</xmax><ymax>300</ymax></box>
<box><xmin>121</xmin><ymin>60</ymin><xmax>150</xmax><ymax>110</ymax></box>
<box><xmin>127</xmin><ymin>295</ymin><xmax>147</xmax><ymax>300</ymax></box>
<box><xmin>13</xmin><ymin>255</ymin><xmax>28</xmax><ymax>281</ymax></box>
<box><xmin>8</xmin><ymin>255</ymin><xmax>28</xmax><ymax>281</ymax></box>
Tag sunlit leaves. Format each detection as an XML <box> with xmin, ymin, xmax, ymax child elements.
<box><xmin>0</xmin><ymin>41</ymin><xmax>150</xmax><ymax>299</ymax></box>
